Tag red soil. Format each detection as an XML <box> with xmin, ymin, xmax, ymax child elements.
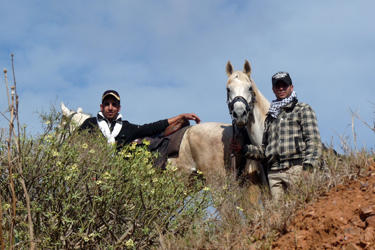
<box><xmin>272</xmin><ymin>164</ymin><xmax>375</xmax><ymax>250</ymax></box>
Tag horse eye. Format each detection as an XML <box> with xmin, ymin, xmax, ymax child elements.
<box><xmin>249</xmin><ymin>86</ymin><xmax>253</xmax><ymax>92</ymax></box>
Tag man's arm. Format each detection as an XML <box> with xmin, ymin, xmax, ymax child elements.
<box><xmin>230</xmin><ymin>139</ymin><xmax>265</xmax><ymax>161</ymax></box>
<box><xmin>301</xmin><ymin>105</ymin><xmax>322</xmax><ymax>167</ymax></box>
<box><xmin>167</xmin><ymin>113</ymin><xmax>201</xmax><ymax>125</ymax></box>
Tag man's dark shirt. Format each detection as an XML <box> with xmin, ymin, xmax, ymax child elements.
<box><xmin>79</xmin><ymin>115</ymin><xmax>169</xmax><ymax>147</ymax></box>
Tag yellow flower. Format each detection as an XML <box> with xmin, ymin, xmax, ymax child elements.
<box><xmin>222</xmin><ymin>185</ymin><xmax>228</xmax><ymax>190</ymax></box>
<box><xmin>69</xmin><ymin>164</ymin><xmax>78</xmax><ymax>173</ymax></box>
<box><xmin>142</xmin><ymin>139</ymin><xmax>150</xmax><ymax>146</ymax></box>
<box><xmin>203</xmin><ymin>187</ymin><xmax>210</xmax><ymax>192</ymax></box>
<box><xmin>44</xmin><ymin>120</ymin><xmax>50</xmax><ymax>125</ymax></box>
<box><xmin>130</xmin><ymin>142</ymin><xmax>137</xmax><ymax>150</ymax></box>
<box><xmin>83</xmin><ymin>236</ymin><xmax>90</xmax><ymax>242</ymax></box>
<box><xmin>103</xmin><ymin>172</ymin><xmax>111</xmax><ymax>180</ymax></box>
<box><xmin>96</xmin><ymin>180</ymin><xmax>103</xmax><ymax>185</ymax></box>
<box><xmin>152</xmin><ymin>178</ymin><xmax>158</xmax><ymax>183</ymax></box>
<box><xmin>236</xmin><ymin>206</ymin><xmax>243</xmax><ymax>212</ymax></box>
<box><xmin>125</xmin><ymin>239</ymin><xmax>134</xmax><ymax>247</ymax></box>
<box><xmin>64</xmin><ymin>175</ymin><xmax>71</xmax><ymax>181</ymax></box>
<box><xmin>167</xmin><ymin>165</ymin><xmax>178</xmax><ymax>172</ymax></box>
<box><xmin>89</xmin><ymin>149</ymin><xmax>95</xmax><ymax>154</ymax></box>
<box><xmin>3</xmin><ymin>204</ymin><xmax>11</xmax><ymax>210</ymax></box>
<box><xmin>82</xmin><ymin>143</ymin><xmax>88</xmax><ymax>149</ymax></box>
<box><xmin>197</xmin><ymin>170</ymin><xmax>203</xmax><ymax>175</ymax></box>
<box><xmin>52</xmin><ymin>150</ymin><xmax>59</xmax><ymax>157</ymax></box>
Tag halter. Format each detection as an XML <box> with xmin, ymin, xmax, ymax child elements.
<box><xmin>227</xmin><ymin>88</ymin><xmax>257</xmax><ymax>117</ymax></box>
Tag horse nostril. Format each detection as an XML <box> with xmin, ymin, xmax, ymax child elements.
<box><xmin>233</xmin><ymin>112</ymin><xmax>238</xmax><ymax>119</ymax></box>
<box><xmin>242</xmin><ymin>111</ymin><xmax>247</xmax><ymax>117</ymax></box>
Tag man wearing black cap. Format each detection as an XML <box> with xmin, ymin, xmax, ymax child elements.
<box><xmin>79</xmin><ymin>90</ymin><xmax>201</xmax><ymax>147</ymax></box>
<box><xmin>230</xmin><ymin>72</ymin><xmax>322</xmax><ymax>200</ymax></box>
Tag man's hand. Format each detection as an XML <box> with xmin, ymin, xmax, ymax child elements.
<box><xmin>168</xmin><ymin>113</ymin><xmax>201</xmax><ymax>125</ymax></box>
<box><xmin>230</xmin><ymin>139</ymin><xmax>242</xmax><ymax>153</ymax></box>
<box><xmin>181</xmin><ymin>113</ymin><xmax>201</xmax><ymax>124</ymax></box>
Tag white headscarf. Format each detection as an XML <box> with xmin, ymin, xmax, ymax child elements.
<box><xmin>96</xmin><ymin>112</ymin><xmax>123</xmax><ymax>144</ymax></box>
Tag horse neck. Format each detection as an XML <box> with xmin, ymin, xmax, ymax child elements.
<box><xmin>245</xmin><ymin>90</ymin><xmax>270</xmax><ymax>146</ymax></box>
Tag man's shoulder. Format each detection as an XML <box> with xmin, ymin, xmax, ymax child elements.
<box><xmin>79</xmin><ymin>117</ymin><xmax>97</xmax><ymax>130</ymax></box>
<box><xmin>295</xmin><ymin>102</ymin><xmax>308</xmax><ymax>107</ymax></box>
<box><xmin>294</xmin><ymin>102</ymin><xmax>314</xmax><ymax>110</ymax></box>
<box><xmin>82</xmin><ymin>117</ymin><xmax>97</xmax><ymax>125</ymax></box>
<box><xmin>293</xmin><ymin>102</ymin><xmax>317</xmax><ymax>117</ymax></box>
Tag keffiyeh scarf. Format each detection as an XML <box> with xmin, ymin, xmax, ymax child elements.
<box><xmin>96</xmin><ymin>112</ymin><xmax>123</xmax><ymax>143</ymax></box>
<box><xmin>268</xmin><ymin>91</ymin><xmax>297</xmax><ymax>118</ymax></box>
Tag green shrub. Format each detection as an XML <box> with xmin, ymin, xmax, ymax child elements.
<box><xmin>0</xmin><ymin>112</ymin><xmax>211</xmax><ymax>249</ymax></box>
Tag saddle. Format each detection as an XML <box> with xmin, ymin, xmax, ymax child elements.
<box><xmin>162</xmin><ymin>118</ymin><xmax>190</xmax><ymax>137</ymax></box>
<box><xmin>132</xmin><ymin>118</ymin><xmax>191</xmax><ymax>169</ymax></box>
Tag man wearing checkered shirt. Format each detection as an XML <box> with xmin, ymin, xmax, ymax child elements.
<box><xmin>230</xmin><ymin>71</ymin><xmax>322</xmax><ymax>200</ymax></box>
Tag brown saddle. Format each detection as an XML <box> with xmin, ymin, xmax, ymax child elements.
<box><xmin>131</xmin><ymin>119</ymin><xmax>191</xmax><ymax>169</ymax></box>
<box><xmin>162</xmin><ymin>118</ymin><xmax>190</xmax><ymax>137</ymax></box>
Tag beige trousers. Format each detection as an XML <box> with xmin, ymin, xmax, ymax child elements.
<box><xmin>268</xmin><ymin>165</ymin><xmax>303</xmax><ymax>200</ymax></box>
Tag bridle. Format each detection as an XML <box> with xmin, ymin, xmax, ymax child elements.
<box><xmin>227</xmin><ymin>82</ymin><xmax>257</xmax><ymax>175</ymax></box>
<box><xmin>227</xmin><ymin>87</ymin><xmax>257</xmax><ymax>118</ymax></box>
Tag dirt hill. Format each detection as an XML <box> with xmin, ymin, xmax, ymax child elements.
<box><xmin>272</xmin><ymin>164</ymin><xmax>375</xmax><ymax>250</ymax></box>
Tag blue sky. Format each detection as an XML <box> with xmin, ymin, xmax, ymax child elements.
<box><xmin>1</xmin><ymin>1</ymin><xmax>374</xmax><ymax>152</ymax></box>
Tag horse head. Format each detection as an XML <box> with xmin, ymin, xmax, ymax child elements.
<box><xmin>226</xmin><ymin>60</ymin><xmax>258</xmax><ymax>128</ymax></box>
<box><xmin>59</xmin><ymin>102</ymin><xmax>92</xmax><ymax>133</ymax></box>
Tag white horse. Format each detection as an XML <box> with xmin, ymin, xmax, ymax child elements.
<box><xmin>59</xmin><ymin>60</ymin><xmax>270</xmax><ymax>185</ymax></box>
<box><xmin>169</xmin><ymin>60</ymin><xmax>270</xmax><ymax>185</ymax></box>
<box><xmin>59</xmin><ymin>103</ymin><xmax>92</xmax><ymax>133</ymax></box>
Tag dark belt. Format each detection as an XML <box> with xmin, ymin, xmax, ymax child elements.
<box><xmin>269</xmin><ymin>158</ymin><xmax>303</xmax><ymax>167</ymax></box>
<box><xmin>289</xmin><ymin>158</ymin><xmax>304</xmax><ymax>167</ymax></box>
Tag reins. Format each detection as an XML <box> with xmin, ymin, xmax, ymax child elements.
<box><xmin>230</xmin><ymin>119</ymin><xmax>237</xmax><ymax>174</ymax></box>
<box><xmin>227</xmin><ymin>84</ymin><xmax>257</xmax><ymax>176</ymax></box>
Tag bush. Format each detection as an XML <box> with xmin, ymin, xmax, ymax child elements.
<box><xmin>0</xmin><ymin>111</ymin><xmax>211</xmax><ymax>249</ymax></box>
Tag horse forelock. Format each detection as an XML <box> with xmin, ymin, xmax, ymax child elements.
<box><xmin>226</xmin><ymin>71</ymin><xmax>251</xmax><ymax>87</ymax></box>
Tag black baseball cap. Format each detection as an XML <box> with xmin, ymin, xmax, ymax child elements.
<box><xmin>102</xmin><ymin>90</ymin><xmax>120</xmax><ymax>104</ymax></box>
<box><xmin>272</xmin><ymin>71</ymin><xmax>292</xmax><ymax>87</ymax></box>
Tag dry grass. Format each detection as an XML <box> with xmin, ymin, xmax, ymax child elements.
<box><xmin>157</xmin><ymin>143</ymin><xmax>374</xmax><ymax>250</ymax></box>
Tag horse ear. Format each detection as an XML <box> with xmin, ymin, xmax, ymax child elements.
<box><xmin>226</xmin><ymin>61</ymin><xmax>234</xmax><ymax>77</ymax></box>
<box><xmin>77</xmin><ymin>107</ymin><xmax>83</xmax><ymax>113</ymax></box>
<box><xmin>61</xmin><ymin>102</ymin><xmax>70</xmax><ymax>116</ymax></box>
<box><xmin>243</xmin><ymin>60</ymin><xmax>251</xmax><ymax>77</ymax></box>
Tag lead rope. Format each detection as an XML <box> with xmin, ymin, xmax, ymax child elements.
<box><xmin>231</xmin><ymin>119</ymin><xmax>236</xmax><ymax>175</ymax></box>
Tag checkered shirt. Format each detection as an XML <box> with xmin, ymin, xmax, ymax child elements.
<box><xmin>243</xmin><ymin>100</ymin><xmax>322</xmax><ymax>170</ymax></box>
